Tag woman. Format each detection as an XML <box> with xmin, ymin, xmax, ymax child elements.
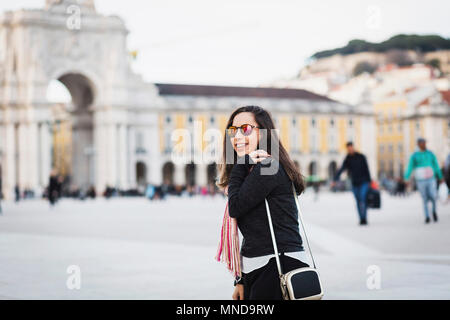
<box><xmin>217</xmin><ymin>105</ymin><xmax>308</xmax><ymax>300</ymax></box>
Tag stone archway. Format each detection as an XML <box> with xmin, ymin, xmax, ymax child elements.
<box><xmin>207</xmin><ymin>163</ymin><xmax>217</xmax><ymax>185</ymax></box>
<box><xmin>49</xmin><ymin>72</ymin><xmax>96</xmax><ymax>191</ymax></box>
<box><xmin>328</xmin><ymin>161</ymin><xmax>337</xmax><ymax>181</ymax></box>
<box><xmin>136</xmin><ymin>161</ymin><xmax>147</xmax><ymax>187</ymax></box>
<box><xmin>0</xmin><ymin>0</ymin><xmax>162</xmax><ymax>199</ymax></box>
<box><xmin>308</xmin><ymin>161</ymin><xmax>318</xmax><ymax>176</ymax></box>
<box><xmin>185</xmin><ymin>162</ymin><xmax>196</xmax><ymax>187</ymax></box>
<box><xmin>162</xmin><ymin>162</ymin><xmax>175</xmax><ymax>185</ymax></box>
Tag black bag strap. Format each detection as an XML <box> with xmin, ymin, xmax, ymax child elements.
<box><xmin>264</xmin><ymin>182</ymin><xmax>317</xmax><ymax>277</ymax></box>
<box><xmin>291</xmin><ymin>182</ymin><xmax>317</xmax><ymax>269</ymax></box>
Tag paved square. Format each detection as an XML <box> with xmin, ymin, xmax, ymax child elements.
<box><xmin>0</xmin><ymin>189</ymin><xmax>449</xmax><ymax>299</ymax></box>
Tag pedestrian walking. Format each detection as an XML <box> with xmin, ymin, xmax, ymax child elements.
<box><xmin>48</xmin><ymin>169</ymin><xmax>59</xmax><ymax>207</ymax></box>
<box><xmin>56</xmin><ymin>175</ymin><xmax>64</xmax><ymax>202</ymax></box>
<box><xmin>14</xmin><ymin>184</ymin><xmax>20</xmax><ymax>202</ymax></box>
<box><xmin>331</xmin><ymin>141</ymin><xmax>372</xmax><ymax>225</ymax></box>
<box><xmin>215</xmin><ymin>105</ymin><xmax>315</xmax><ymax>300</ymax></box>
<box><xmin>404</xmin><ymin>138</ymin><xmax>444</xmax><ymax>223</ymax></box>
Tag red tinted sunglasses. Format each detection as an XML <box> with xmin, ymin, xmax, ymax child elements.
<box><xmin>226</xmin><ymin>124</ymin><xmax>259</xmax><ymax>137</ymax></box>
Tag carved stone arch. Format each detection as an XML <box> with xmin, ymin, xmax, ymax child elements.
<box><xmin>0</xmin><ymin>0</ymin><xmax>161</xmax><ymax>199</ymax></box>
<box><xmin>48</xmin><ymin>66</ymin><xmax>102</xmax><ymax>108</ymax></box>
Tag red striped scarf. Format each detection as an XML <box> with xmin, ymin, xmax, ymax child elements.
<box><xmin>215</xmin><ymin>202</ymin><xmax>242</xmax><ymax>279</ymax></box>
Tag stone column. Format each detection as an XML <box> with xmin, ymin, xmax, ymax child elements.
<box><xmin>39</xmin><ymin>122</ymin><xmax>52</xmax><ymax>188</ymax></box>
<box><xmin>94</xmin><ymin>120</ymin><xmax>107</xmax><ymax>194</ymax></box>
<box><xmin>127</xmin><ymin>125</ymin><xmax>137</xmax><ymax>188</ymax></box>
<box><xmin>28</xmin><ymin>122</ymin><xmax>39</xmax><ymax>192</ymax></box>
<box><xmin>15</xmin><ymin>121</ymin><xmax>39</xmax><ymax>192</ymax></box>
<box><xmin>195</xmin><ymin>162</ymin><xmax>207</xmax><ymax>187</ymax></box>
<box><xmin>2</xmin><ymin>123</ymin><xmax>16</xmax><ymax>200</ymax></box>
<box><xmin>106</xmin><ymin>123</ymin><xmax>118</xmax><ymax>187</ymax></box>
<box><xmin>147</xmin><ymin>112</ymin><xmax>163</xmax><ymax>186</ymax></box>
<box><xmin>17</xmin><ymin>123</ymin><xmax>28</xmax><ymax>190</ymax></box>
<box><xmin>174</xmin><ymin>163</ymin><xmax>184</xmax><ymax>186</ymax></box>
<box><xmin>319</xmin><ymin>157</ymin><xmax>329</xmax><ymax>181</ymax></box>
<box><xmin>118</xmin><ymin>123</ymin><xmax>128</xmax><ymax>189</ymax></box>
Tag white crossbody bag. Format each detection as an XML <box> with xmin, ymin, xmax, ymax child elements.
<box><xmin>264</xmin><ymin>182</ymin><xmax>324</xmax><ymax>300</ymax></box>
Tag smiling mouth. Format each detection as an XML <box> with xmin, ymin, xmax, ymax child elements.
<box><xmin>235</xmin><ymin>142</ymin><xmax>248</xmax><ymax>149</ymax></box>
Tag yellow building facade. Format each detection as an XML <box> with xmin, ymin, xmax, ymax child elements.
<box><xmin>374</xmin><ymin>87</ymin><xmax>450</xmax><ymax>179</ymax></box>
<box><xmin>155</xmin><ymin>83</ymin><xmax>376</xmax><ymax>187</ymax></box>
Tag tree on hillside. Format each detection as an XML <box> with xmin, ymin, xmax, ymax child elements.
<box><xmin>386</xmin><ymin>49</ymin><xmax>414</xmax><ymax>66</ymax></box>
<box><xmin>425</xmin><ymin>58</ymin><xmax>441</xmax><ymax>71</ymax></box>
<box><xmin>353</xmin><ymin>61</ymin><xmax>377</xmax><ymax>76</ymax></box>
<box><xmin>312</xmin><ymin>34</ymin><xmax>450</xmax><ymax>59</ymax></box>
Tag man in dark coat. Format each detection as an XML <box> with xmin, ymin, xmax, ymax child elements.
<box><xmin>48</xmin><ymin>169</ymin><xmax>59</xmax><ymax>206</ymax></box>
<box><xmin>332</xmin><ymin>142</ymin><xmax>372</xmax><ymax>225</ymax></box>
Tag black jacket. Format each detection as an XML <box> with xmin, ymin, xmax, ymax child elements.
<box><xmin>334</xmin><ymin>152</ymin><xmax>371</xmax><ymax>186</ymax></box>
<box><xmin>228</xmin><ymin>154</ymin><xmax>303</xmax><ymax>258</ymax></box>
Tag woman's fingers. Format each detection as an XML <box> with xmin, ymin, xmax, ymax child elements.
<box><xmin>257</xmin><ymin>149</ymin><xmax>271</xmax><ymax>157</ymax></box>
<box><xmin>232</xmin><ymin>284</ymin><xmax>244</xmax><ymax>300</ymax></box>
<box><xmin>251</xmin><ymin>150</ymin><xmax>270</xmax><ymax>157</ymax></box>
<box><xmin>238</xmin><ymin>285</ymin><xmax>244</xmax><ymax>300</ymax></box>
<box><xmin>249</xmin><ymin>150</ymin><xmax>271</xmax><ymax>163</ymax></box>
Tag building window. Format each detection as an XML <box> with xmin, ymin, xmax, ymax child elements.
<box><xmin>210</xmin><ymin>116</ymin><xmax>215</xmax><ymax>124</ymax></box>
<box><xmin>379</xmin><ymin>145</ymin><xmax>384</xmax><ymax>154</ymax></box>
<box><xmin>188</xmin><ymin>115</ymin><xmax>193</xmax><ymax>123</ymax></box>
<box><xmin>398</xmin><ymin>144</ymin><xmax>403</xmax><ymax>153</ymax></box>
<box><xmin>166</xmin><ymin>116</ymin><xmax>171</xmax><ymax>123</ymax></box>
<box><xmin>311</xmin><ymin>118</ymin><xmax>316</xmax><ymax>127</ymax></box>
<box><xmin>136</xmin><ymin>131</ymin><xmax>147</xmax><ymax>154</ymax></box>
<box><xmin>348</xmin><ymin>119</ymin><xmax>353</xmax><ymax>127</ymax></box>
<box><xmin>136</xmin><ymin>131</ymin><xmax>143</xmax><ymax>149</ymax></box>
<box><xmin>330</xmin><ymin>118</ymin><xmax>335</xmax><ymax>127</ymax></box>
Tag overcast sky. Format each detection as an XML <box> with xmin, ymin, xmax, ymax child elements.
<box><xmin>2</xmin><ymin>0</ymin><xmax>450</xmax><ymax>86</ymax></box>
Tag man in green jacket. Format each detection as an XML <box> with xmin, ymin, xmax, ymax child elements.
<box><xmin>404</xmin><ymin>138</ymin><xmax>443</xmax><ymax>223</ymax></box>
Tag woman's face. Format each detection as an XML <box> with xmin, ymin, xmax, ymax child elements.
<box><xmin>230</xmin><ymin>112</ymin><xmax>260</xmax><ymax>157</ymax></box>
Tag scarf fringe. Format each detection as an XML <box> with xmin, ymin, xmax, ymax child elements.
<box><xmin>215</xmin><ymin>202</ymin><xmax>242</xmax><ymax>279</ymax></box>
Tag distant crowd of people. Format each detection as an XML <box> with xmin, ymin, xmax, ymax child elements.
<box><xmin>2</xmin><ymin>137</ymin><xmax>449</xmax><ymax>225</ymax></box>
<box><xmin>143</xmin><ymin>182</ymin><xmax>220</xmax><ymax>200</ymax></box>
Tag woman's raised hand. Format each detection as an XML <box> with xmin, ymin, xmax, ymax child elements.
<box><xmin>249</xmin><ymin>149</ymin><xmax>271</xmax><ymax>163</ymax></box>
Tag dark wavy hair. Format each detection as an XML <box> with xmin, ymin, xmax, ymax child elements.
<box><xmin>216</xmin><ymin>105</ymin><xmax>305</xmax><ymax>195</ymax></box>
